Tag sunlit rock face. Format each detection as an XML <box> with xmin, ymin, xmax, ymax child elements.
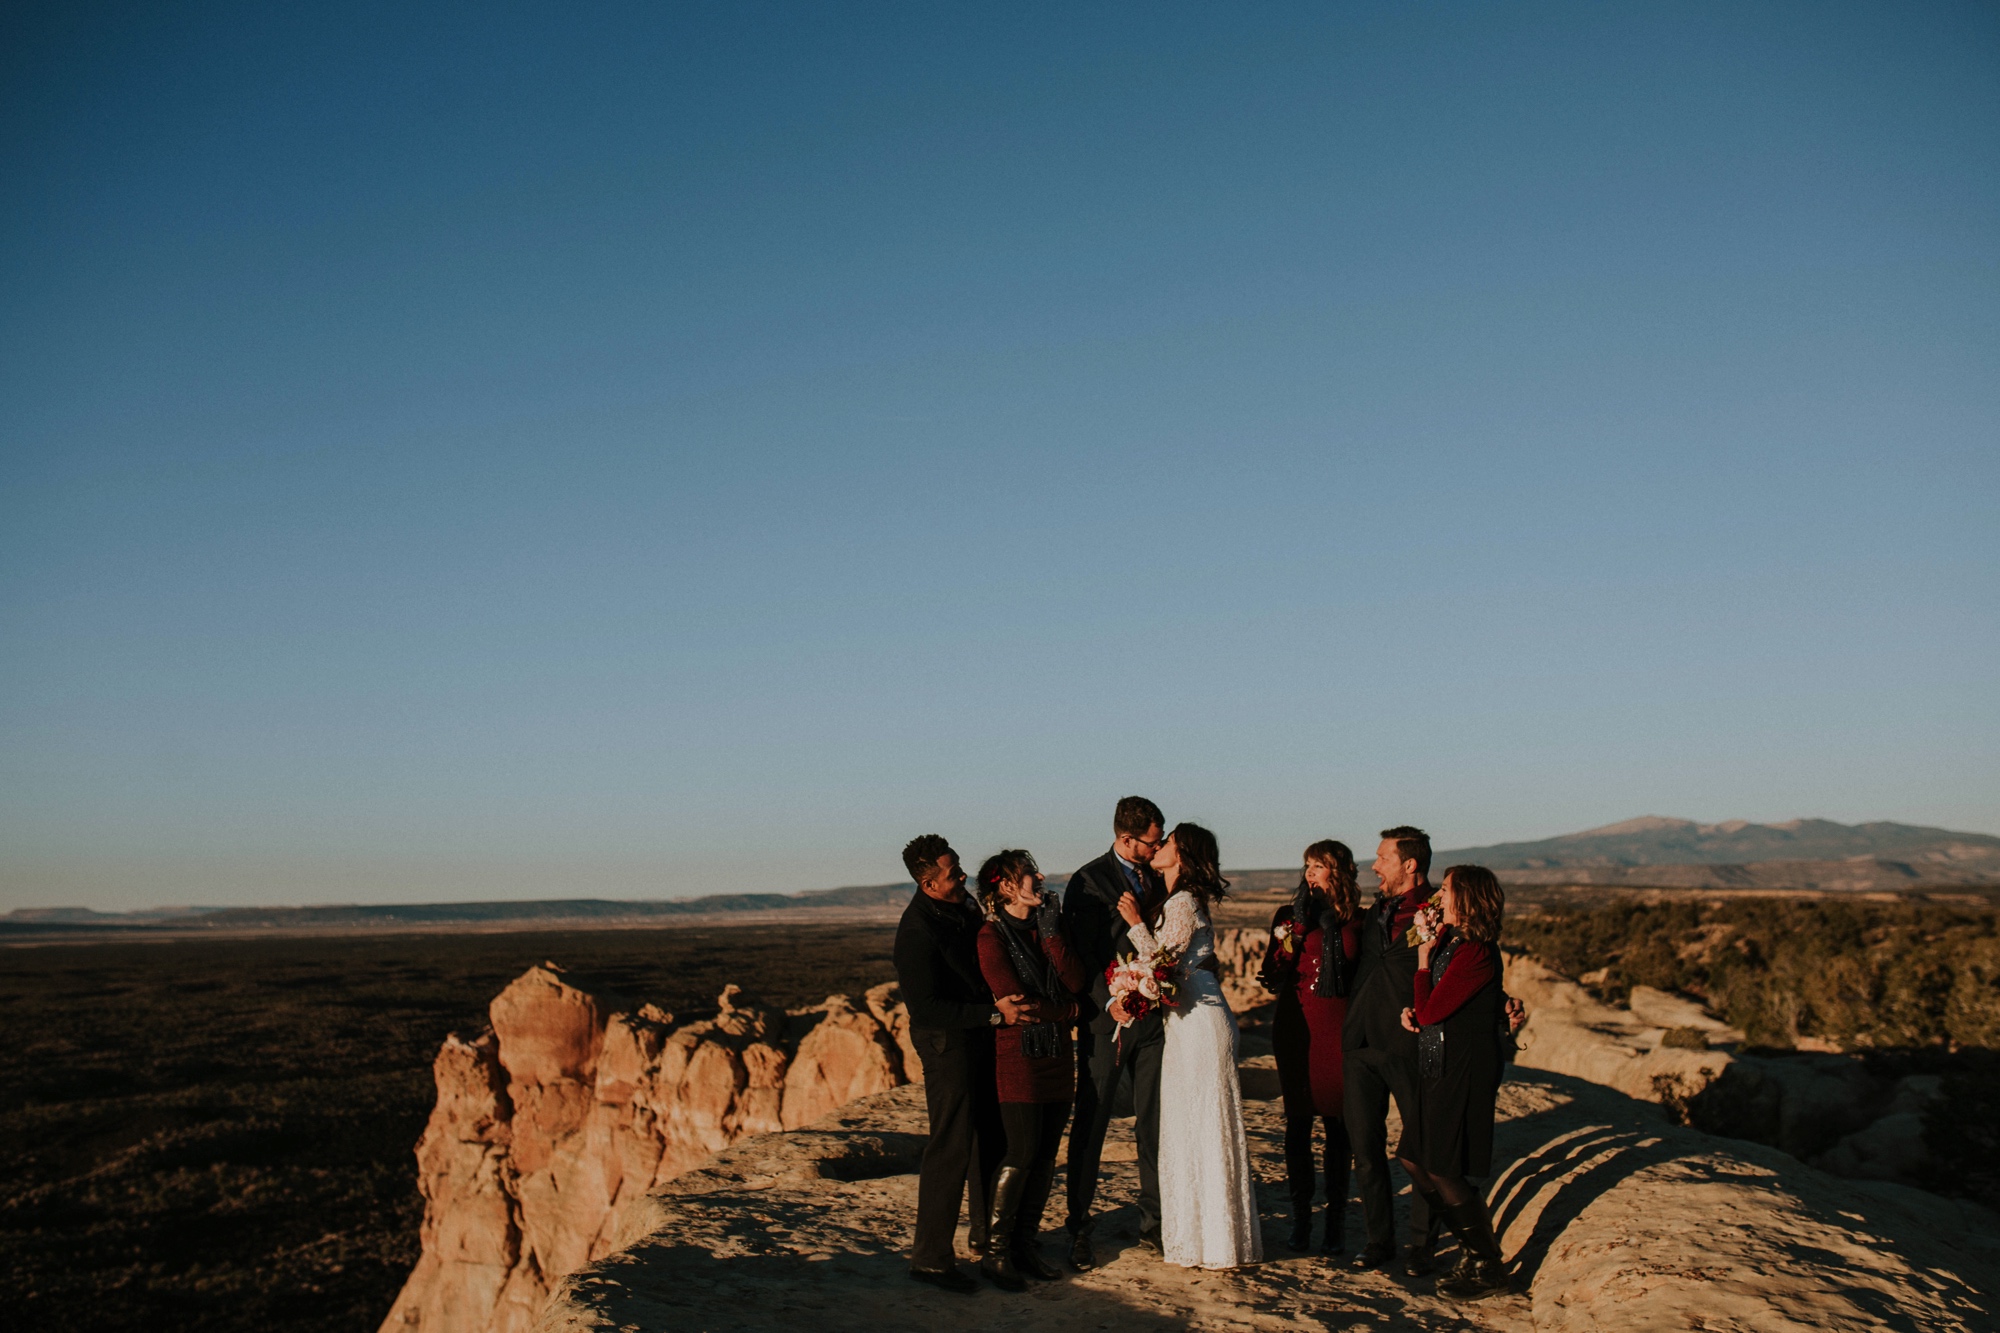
<box><xmin>380</xmin><ymin>965</ymin><xmax>914</xmax><ymax>1333</ymax></box>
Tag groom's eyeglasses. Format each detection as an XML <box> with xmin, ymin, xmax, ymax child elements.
<box><xmin>1132</xmin><ymin>835</ymin><xmax>1164</xmax><ymax>852</ymax></box>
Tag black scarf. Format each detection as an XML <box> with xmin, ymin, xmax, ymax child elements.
<box><xmin>994</xmin><ymin>911</ymin><xmax>1057</xmax><ymax>1002</ymax></box>
<box><xmin>1291</xmin><ymin>882</ymin><xmax>1352</xmax><ymax>999</ymax></box>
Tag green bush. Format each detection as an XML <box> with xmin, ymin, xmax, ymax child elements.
<box><xmin>1508</xmin><ymin>895</ymin><xmax>2000</xmax><ymax>1208</ymax></box>
<box><xmin>1507</xmin><ymin>897</ymin><xmax>1998</xmax><ymax>1050</ymax></box>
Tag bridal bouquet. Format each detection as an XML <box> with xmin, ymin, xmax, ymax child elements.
<box><xmin>1106</xmin><ymin>948</ymin><xmax>1180</xmax><ymax>1026</ymax></box>
<box><xmin>1407</xmin><ymin>900</ymin><xmax>1444</xmax><ymax>948</ymax></box>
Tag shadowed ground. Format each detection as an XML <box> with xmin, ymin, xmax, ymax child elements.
<box><xmin>539</xmin><ymin>1066</ymin><xmax>1999</xmax><ymax>1333</ymax></box>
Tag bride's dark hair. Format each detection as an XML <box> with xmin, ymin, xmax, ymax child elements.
<box><xmin>1163</xmin><ymin>821</ymin><xmax>1229</xmax><ymax>916</ymax></box>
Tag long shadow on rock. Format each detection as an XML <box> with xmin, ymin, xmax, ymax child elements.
<box><xmin>1484</xmin><ymin>1068</ymin><xmax>1687</xmax><ymax>1282</ymax></box>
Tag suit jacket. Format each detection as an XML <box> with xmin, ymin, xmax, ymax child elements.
<box><xmin>1341</xmin><ymin>889</ymin><xmax>1424</xmax><ymax>1059</ymax></box>
<box><xmin>1061</xmin><ymin>849</ymin><xmax>1166</xmax><ymax>1037</ymax></box>
<box><xmin>895</xmin><ymin>889</ymin><xmax>998</xmax><ymax>1035</ymax></box>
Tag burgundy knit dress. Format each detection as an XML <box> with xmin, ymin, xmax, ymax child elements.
<box><xmin>1271</xmin><ymin>908</ymin><xmax>1361</xmax><ymax>1118</ymax></box>
<box><xmin>976</xmin><ymin>914</ymin><xmax>1088</xmax><ymax>1103</ymax></box>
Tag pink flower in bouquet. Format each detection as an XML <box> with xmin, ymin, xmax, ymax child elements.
<box><xmin>1410</xmin><ymin>900</ymin><xmax>1444</xmax><ymax>946</ymax></box>
<box><xmin>1105</xmin><ymin>949</ymin><xmax>1181</xmax><ymax>1025</ymax></box>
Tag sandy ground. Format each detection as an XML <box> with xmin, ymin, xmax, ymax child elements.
<box><xmin>535</xmin><ymin>1073</ymin><xmax>1535</xmax><ymax>1333</ymax></box>
<box><xmin>533</xmin><ymin>1057</ymin><xmax>2000</xmax><ymax>1333</ymax></box>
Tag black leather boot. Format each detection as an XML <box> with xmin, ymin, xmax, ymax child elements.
<box><xmin>1321</xmin><ymin>1151</ymin><xmax>1350</xmax><ymax>1256</ymax></box>
<box><xmin>1404</xmin><ymin>1186</ymin><xmax>1446</xmax><ymax>1276</ymax></box>
<box><xmin>1012</xmin><ymin>1161</ymin><xmax>1063</xmax><ymax>1280</ymax></box>
<box><xmin>1320</xmin><ymin>1199</ymin><xmax>1347</xmax><ymax>1256</ymax></box>
<box><xmin>979</xmin><ymin>1166</ymin><xmax>1029</xmax><ymax>1292</ymax></box>
<box><xmin>1287</xmin><ymin>1199</ymin><xmax>1314</xmax><ymax>1252</ymax></box>
<box><xmin>1435</xmin><ymin>1201</ymin><xmax>1509</xmax><ymax>1299</ymax></box>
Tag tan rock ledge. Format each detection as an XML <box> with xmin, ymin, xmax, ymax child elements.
<box><xmin>534</xmin><ymin>1066</ymin><xmax>1998</xmax><ymax>1333</ymax></box>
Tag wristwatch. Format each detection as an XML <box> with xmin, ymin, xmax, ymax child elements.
<box><xmin>988</xmin><ymin>1009</ymin><xmax>1004</xmax><ymax>1026</ymax></box>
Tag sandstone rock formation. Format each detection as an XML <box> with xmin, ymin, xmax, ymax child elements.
<box><xmin>391</xmin><ymin>934</ymin><xmax>1997</xmax><ymax>1333</ymax></box>
<box><xmin>533</xmin><ymin>1069</ymin><xmax>2000</xmax><ymax>1333</ymax></box>
<box><xmin>380</xmin><ymin>965</ymin><xmax>914</xmax><ymax>1333</ymax></box>
<box><xmin>1210</xmin><ymin>926</ymin><xmax>1275</xmax><ymax>1013</ymax></box>
<box><xmin>1500</xmin><ymin>950</ymin><xmax>1953</xmax><ymax>1185</ymax></box>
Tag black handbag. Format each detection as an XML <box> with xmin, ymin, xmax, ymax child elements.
<box><xmin>1418</xmin><ymin>1024</ymin><xmax>1446</xmax><ymax>1081</ymax></box>
<box><xmin>996</xmin><ymin>910</ymin><xmax>1067</xmax><ymax>1061</ymax></box>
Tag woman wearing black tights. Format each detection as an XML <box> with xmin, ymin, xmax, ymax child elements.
<box><xmin>1258</xmin><ymin>840</ymin><xmax>1360</xmax><ymax>1254</ymax></box>
<box><xmin>1396</xmin><ymin>864</ymin><xmax>1511</xmax><ymax>1299</ymax></box>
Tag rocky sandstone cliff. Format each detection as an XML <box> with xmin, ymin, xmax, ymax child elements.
<box><xmin>388</xmin><ymin>932</ymin><xmax>1997</xmax><ymax>1333</ymax></box>
<box><xmin>380</xmin><ymin>964</ymin><xmax>921</xmax><ymax>1333</ymax></box>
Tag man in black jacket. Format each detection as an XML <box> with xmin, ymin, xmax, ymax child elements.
<box><xmin>1059</xmin><ymin>795</ymin><xmax>1167</xmax><ymax>1270</ymax></box>
<box><xmin>896</xmin><ymin>834</ymin><xmax>1035</xmax><ymax>1293</ymax></box>
<box><xmin>1341</xmin><ymin>825</ymin><xmax>1438</xmax><ymax>1273</ymax></box>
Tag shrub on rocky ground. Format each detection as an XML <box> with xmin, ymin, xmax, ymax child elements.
<box><xmin>1506</xmin><ymin>897</ymin><xmax>2000</xmax><ymax>1209</ymax></box>
<box><xmin>0</xmin><ymin>927</ymin><xmax>899</xmax><ymax>1333</ymax></box>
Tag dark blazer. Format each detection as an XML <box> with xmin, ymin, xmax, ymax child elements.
<box><xmin>895</xmin><ymin>889</ymin><xmax>999</xmax><ymax>1034</ymax></box>
<box><xmin>1341</xmin><ymin>889</ymin><xmax>1424</xmax><ymax>1059</ymax></box>
<box><xmin>1061</xmin><ymin>849</ymin><xmax>1164</xmax><ymax>1036</ymax></box>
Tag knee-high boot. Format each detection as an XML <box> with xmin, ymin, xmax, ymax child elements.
<box><xmin>1436</xmin><ymin>1199</ymin><xmax>1509</xmax><ymax>1299</ymax></box>
<box><xmin>979</xmin><ymin>1166</ymin><xmax>1029</xmax><ymax>1291</ymax></box>
<box><xmin>1283</xmin><ymin>1111</ymin><xmax>1316</xmax><ymax>1251</ymax></box>
<box><xmin>1321</xmin><ymin>1135</ymin><xmax>1350</xmax><ymax>1256</ymax></box>
<box><xmin>1404</xmin><ymin>1184</ymin><xmax>1446</xmax><ymax>1276</ymax></box>
<box><xmin>1012</xmin><ymin>1161</ymin><xmax>1063</xmax><ymax>1280</ymax></box>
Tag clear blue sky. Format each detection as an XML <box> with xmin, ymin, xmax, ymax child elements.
<box><xmin>3</xmin><ymin>2</ymin><xmax>1995</xmax><ymax>910</ymax></box>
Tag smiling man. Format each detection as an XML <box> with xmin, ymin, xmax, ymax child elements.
<box><xmin>1341</xmin><ymin>825</ymin><xmax>1442</xmax><ymax>1273</ymax></box>
<box><xmin>895</xmin><ymin>834</ymin><xmax>1033</xmax><ymax>1293</ymax></box>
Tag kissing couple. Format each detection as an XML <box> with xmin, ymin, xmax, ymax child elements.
<box><xmin>1062</xmin><ymin>795</ymin><xmax>1263</xmax><ymax>1270</ymax></box>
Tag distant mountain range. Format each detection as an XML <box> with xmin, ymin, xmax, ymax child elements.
<box><xmin>1435</xmin><ymin>817</ymin><xmax>2000</xmax><ymax>890</ymax></box>
<box><xmin>6</xmin><ymin>818</ymin><xmax>1995</xmax><ymax>935</ymax></box>
<box><xmin>0</xmin><ymin>883</ymin><xmax>913</xmax><ymax>934</ymax></box>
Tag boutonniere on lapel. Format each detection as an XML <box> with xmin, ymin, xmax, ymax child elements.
<box><xmin>1406</xmin><ymin>900</ymin><xmax>1443</xmax><ymax>949</ymax></box>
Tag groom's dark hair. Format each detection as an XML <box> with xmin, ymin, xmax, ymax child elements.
<box><xmin>1380</xmin><ymin>825</ymin><xmax>1432</xmax><ymax>878</ymax></box>
<box><xmin>1114</xmin><ymin>796</ymin><xmax>1164</xmax><ymax>838</ymax></box>
<box><xmin>902</xmin><ymin>834</ymin><xmax>954</xmax><ymax>886</ymax></box>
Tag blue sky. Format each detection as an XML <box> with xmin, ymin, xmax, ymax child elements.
<box><xmin>3</xmin><ymin>2</ymin><xmax>1996</xmax><ymax>909</ymax></box>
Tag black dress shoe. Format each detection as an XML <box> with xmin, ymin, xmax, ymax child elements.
<box><xmin>1138</xmin><ymin>1226</ymin><xmax>1163</xmax><ymax>1254</ymax></box>
<box><xmin>1403</xmin><ymin>1240</ymin><xmax>1438</xmax><ymax>1277</ymax></box>
<box><xmin>908</xmin><ymin>1264</ymin><xmax>981</xmax><ymax>1294</ymax></box>
<box><xmin>1014</xmin><ymin>1240</ymin><xmax>1064</xmax><ymax>1281</ymax></box>
<box><xmin>1067</xmin><ymin>1231</ymin><xmax>1098</xmax><ymax>1272</ymax></box>
<box><xmin>1349</xmin><ymin>1241</ymin><xmax>1396</xmax><ymax>1271</ymax></box>
<box><xmin>1286</xmin><ymin>1214</ymin><xmax>1314</xmax><ymax>1252</ymax></box>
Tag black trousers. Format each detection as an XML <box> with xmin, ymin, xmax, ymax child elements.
<box><xmin>1283</xmin><ymin>1109</ymin><xmax>1351</xmax><ymax>1219</ymax></box>
<box><xmin>1000</xmin><ymin>1099</ymin><xmax>1071</xmax><ymax>1173</ymax></box>
<box><xmin>1064</xmin><ymin>1017</ymin><xmax>1164</xmax><ymax>1234</ymax></box>
<box><xmin>1343</xmin><ymin>1046</ymin><xmax>1434</xmax><ymax>1249</ymax></box>
<box><xmin>911</xmin><ymin>1027</ymin><xmax>1003</xmax><ymax>1270</ymax></box>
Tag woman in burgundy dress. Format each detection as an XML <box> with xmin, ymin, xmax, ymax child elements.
<box><xmin>1258</xmin><ymin>840</ymin><xmax>1362</xmax><ymax>1254</ymax></box>
<box><xmin>1396</xmin><ymin>864</ymin><xmax>1510</xmax><ymax>1300</ymax></box>
<box><xmin>975</xmin><ymin>849</ymin><xmax>1088</xmax><ymax>1290</ymax></box>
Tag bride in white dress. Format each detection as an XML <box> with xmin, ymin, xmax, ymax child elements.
<box><xmin>1116</xmin><ymin>822</ymin><xmax>1265</xmax><ymax>1269</ymax></box>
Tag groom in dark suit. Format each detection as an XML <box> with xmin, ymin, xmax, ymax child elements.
<box><xmin>1060</xmin><ymin>795</ymin><xmax>1168</xmax><ymax>1270</ymax></box>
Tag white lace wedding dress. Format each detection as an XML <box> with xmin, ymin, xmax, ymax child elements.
<box><xmin>1127</xmin><ymin>891</ymin><xmax>1265</xmax><ymax>1268</ymax></box>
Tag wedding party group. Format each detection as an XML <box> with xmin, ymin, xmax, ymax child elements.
<box><xmin>892</xmin><ymin>796</ymin><xmax>1529</xmax><ymax>1303</ymax></box>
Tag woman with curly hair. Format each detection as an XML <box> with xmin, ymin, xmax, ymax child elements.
<box><xmin>974</xmin><ymin>849</ymin><xmax>1088</xmax><ymax>1290</ymax></box>
<box><xmin>1258</xmin><ymin>840</ymin><xmax>1362</xmax><ymax>1253</ymax></box>
<box><xmin>1115</xmin><ymin>822</ymin><xmax>1263</xmax><ymax>1269</ymax></box>
<box><xmin>1396</xmin><ymin>863</ymin><xmax>1511</xmax><ymax>1299</ymax></box>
